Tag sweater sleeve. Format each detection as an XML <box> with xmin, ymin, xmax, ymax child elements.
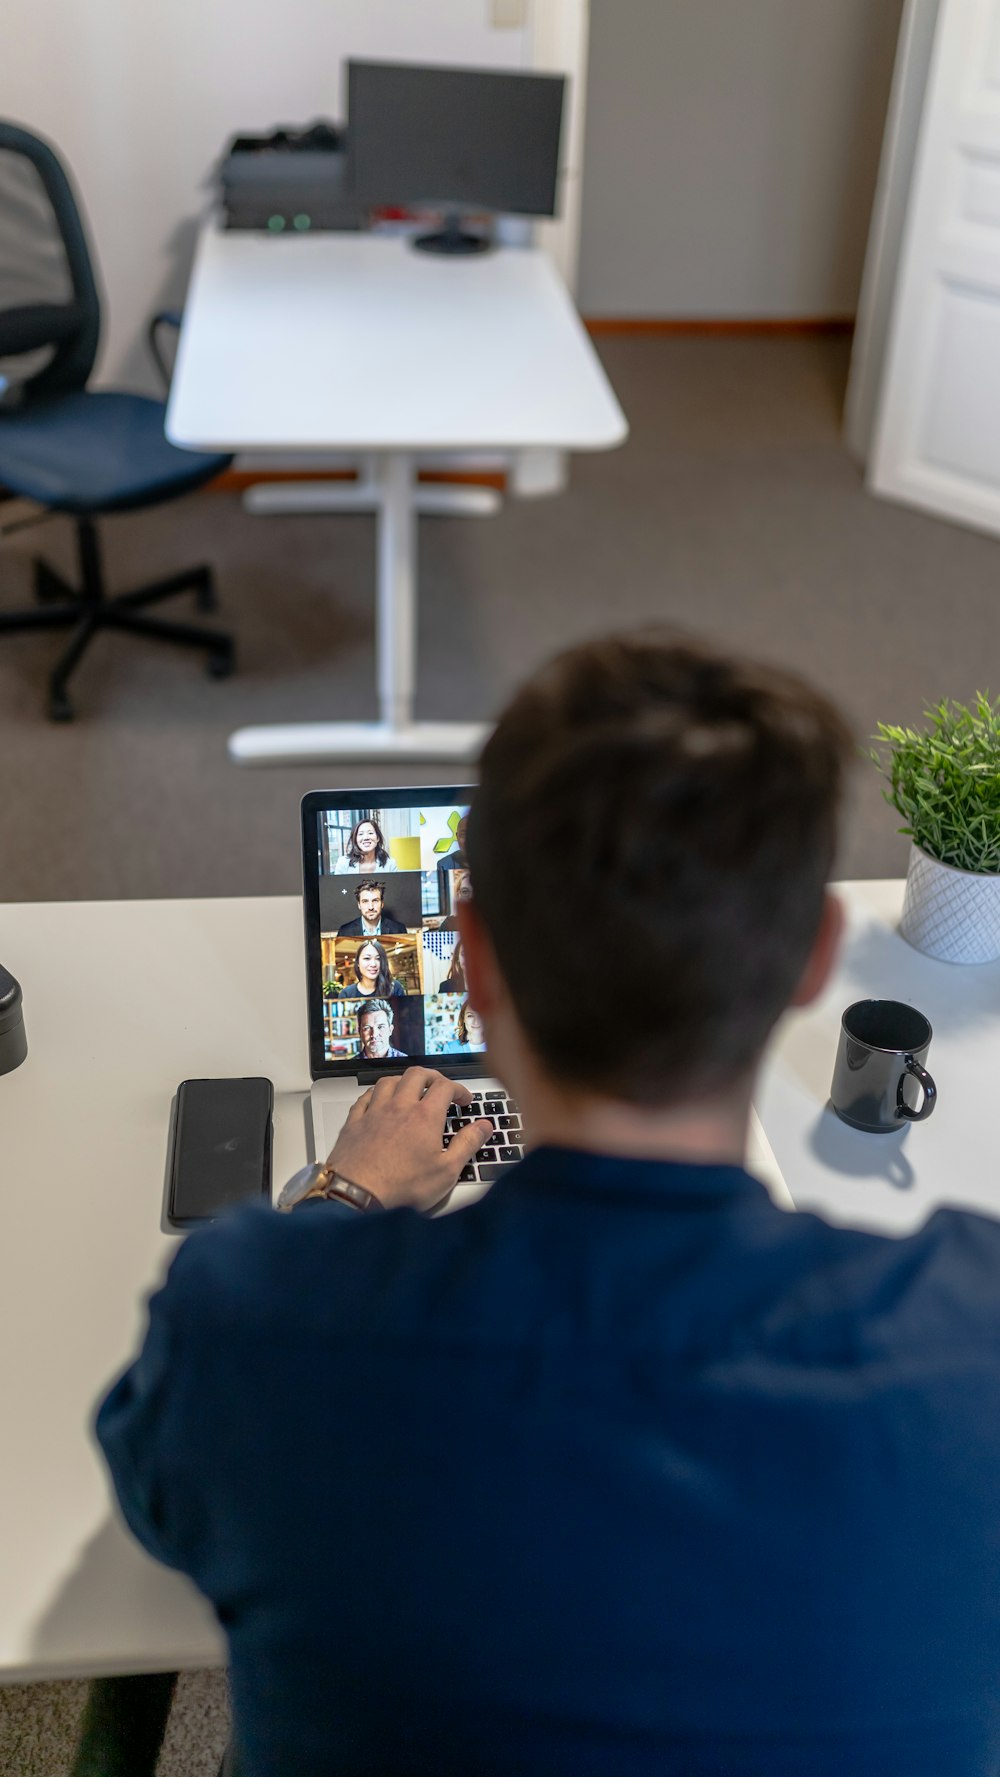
<box><xmin>96</xmin><ymin>1202</ymin><xmax>360</xmax><ymax>1570</ymax></box>
<box><xmin>95</xmin><ymin>1260</ymin><xmax>189</xmax><ymax>1571</ymax></box>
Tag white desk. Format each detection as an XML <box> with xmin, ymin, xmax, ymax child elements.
<box><xmin>4</xmin><ymin>881</ymin><xmax>997</xmax><ymax>1683</ymax></box>
<box><xmin>757</xmin><ymin>878</ymin><xmax>1000</xmax><ymax>1236</ymax></box>
<box><xmin>167</xmin><ymin>228</ymin><xmax>627</xmax><ymax>766</ymax></box>
<box><xmin>0</xmin><ymin>897</ymin><xmax>307</xmax><ymax>1681</ymax></box>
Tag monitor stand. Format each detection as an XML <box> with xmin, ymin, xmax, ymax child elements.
<box><xmin>413</xmin><ymin>211</ymin><xmax>492</xmax><ymax>256</ymax></box>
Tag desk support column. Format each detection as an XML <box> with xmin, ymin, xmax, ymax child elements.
<box><xmin>375</xmin><ymin>452</ymin><xmax>415</xmax><ymax>732</ymax></box>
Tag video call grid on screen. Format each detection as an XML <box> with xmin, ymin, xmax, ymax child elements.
<box><xmin>301</xmin><ymin>788</ymin><xmax>484</xmax><ymax>1077</ymax></box>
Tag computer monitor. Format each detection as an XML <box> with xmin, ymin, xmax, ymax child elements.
<box><xmin>346</xmin><ymin>60</ymin><xmax>566</xmax><ymax>256</ymax></box>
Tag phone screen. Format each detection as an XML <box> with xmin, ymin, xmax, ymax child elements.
<box><xmin>168</xmin><ymin>1077</ymin><xmax>273</xmax><ymax>1225</ymax></box>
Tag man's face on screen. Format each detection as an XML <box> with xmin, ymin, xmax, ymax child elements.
<box><xmin>358</xmin><ymin>887</ymin><xmax>382</xmax><ymax>923</ymax></box>
<box><xmin>358</xmin><ymin>1010</ymin><xmax>392</xmax><ymax>1058</ymax></box>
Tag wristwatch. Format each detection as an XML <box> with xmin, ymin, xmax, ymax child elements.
<box><xmin>277</xmin><ymin>1162</ymin><xmax>385</xmax><ymax>1214</ymax></box>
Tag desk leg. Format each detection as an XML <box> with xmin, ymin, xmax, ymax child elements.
<box><xmin>70</xmin><ymin>1671</ymin><xmax>177</xmax><ymax>1777</ymax></box>
<box><xmin>228</xmin><ymin>450</ymin><xmax>490</xmax><ymax>765</ymax></box>
<box><xmin>376</xmin><ymin>451</ymin><xmax>415</xmax><ymax>731</ymax></box>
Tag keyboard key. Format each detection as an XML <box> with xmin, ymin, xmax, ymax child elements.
<box><xmin>475</xmin><ymin>1147</ymin><xmax>497</xmax><ymax>1164</ymax></box>
<box><xmin>458</xmin><ymin>1165</ymin><xmax>476</xmax><ymax>1182</ymax></box>
<box><xmin>442</xmin><ymin>1133</ymin><xmax>452</xmax><ymax>1147</ymax></box>
<box><xmin>474</xmin><ymin>1161</ymin><xmax>510</xmax><ymax>1186</ymax></box>
<box><xmin>494</xmin><ymin>1146</ymin><xmax>521</xmax><ymax>1164</ymax></box>
<box><xmin>484</xmin><ymin>1101</ymin><xmax>503</xmax><ymax>1117</ymax></box>
<box><xmin>496</xmin><ymin>1114</ymin><xmax>520</xmax><ymax>1131</ymax></box>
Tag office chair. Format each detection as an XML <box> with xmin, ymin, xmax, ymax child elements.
<box><xmin>0</xmin><ymin>121</ymin><xmax>234</xmax><ymax>719</ymax></box>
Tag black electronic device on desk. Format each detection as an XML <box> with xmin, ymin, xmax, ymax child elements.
<box><xmin>0</xmin><ymin>966</ymin><xmax>27</xmax><ymax>1075</ymax></box>
<box><xmin>346</xmin><ymin>60</ymin><xmax>566</xmax><ymax>255</ymax></box>
<box><xmin>219</xmin><ymin>121</ymin><xmax>361</xmax><ymax>233</ymax></box>
<box><xmin>168</xmin><ymin>1077</ymin><xmax>273</xmax><ymax>1226</ymax></box>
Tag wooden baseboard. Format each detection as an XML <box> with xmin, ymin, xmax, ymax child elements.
<box><xmin>583</xmin><ymin>316</ymin><xmax>855</xmax><ymax>337</ymax></box>
<box><xmin>215</xmin><ymin>466</ymin><xmax>507</xmax><ymax>493</ymax></box>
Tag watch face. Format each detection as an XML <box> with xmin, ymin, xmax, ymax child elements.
<box><xmin>276</xmin><ymin>1162</ymin><xmax>327</xmax><ymax>1210</ymax></box>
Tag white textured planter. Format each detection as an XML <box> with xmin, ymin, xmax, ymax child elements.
<box><xmin>899</xmin><ymin>843</ymin><xmax>1000</xmax><ymax>965</ymax></box>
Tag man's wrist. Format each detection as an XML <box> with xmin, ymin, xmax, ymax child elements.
<box><xmin>278</xmin><ymin>1162</ymin><xmax>385</xmax><ymax>1214</ymax></box>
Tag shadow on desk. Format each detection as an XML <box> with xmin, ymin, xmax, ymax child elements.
<box><xmin>808</xmin><ymin>1105</ymin><xmax>916</xmax><ymax>1193</ymax></box>
<box><xmin>28</xmin><ymin>1514</ymin><xmax>221</xmax><ymax>1679</ymax></box>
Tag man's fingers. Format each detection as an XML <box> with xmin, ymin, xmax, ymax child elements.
<box><xmin>346</xmin><ymin>1087</ymin><xmax>374</xmax><ymax>1124</ymax></box>
<box><xmin>447</xmin><ymin>1119</ymin><xmax>494</xmax><ymax>1171</ymax></box>
<box><xmin>396</xmin><ymin>1066</ymin><xmax>443</xmax><ymax>1101</ymax></box>
<box><xmin>420</xmin><ymin>1073</ymin><xmax>458</xmax><ymax>1118</ymax></box>
<box><xmin>369</xmin><ymin>1074</ymin><xmax>399</xmax><ymax>1105</ymax></box>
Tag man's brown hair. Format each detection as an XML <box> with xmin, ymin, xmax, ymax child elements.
<box><xmin>467</xmin><ymin>633</ymin><xmax>853</xmax><ymax>1105</ymax></box>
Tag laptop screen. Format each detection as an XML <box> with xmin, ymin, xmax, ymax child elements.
<box><xmin>301</xmin><ymin>787</ymin><xmax>484</xmax><ymax>1078</ymax></box>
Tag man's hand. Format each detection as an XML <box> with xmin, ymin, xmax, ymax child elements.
<box><xmin>327</xmin><ymin>1069</ymin><xmax>493</xmax><ymax>1212</ymax></box>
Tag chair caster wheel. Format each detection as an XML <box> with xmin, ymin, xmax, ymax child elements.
<box><xmin>207</xmin><ymin>647</ymin><xmax>234</xmax><ymax>679</ymax></box>
<box><xmin>49</xmin><ymin>692</ymin><xmax>74</xmax><ymax>722</ymax></box>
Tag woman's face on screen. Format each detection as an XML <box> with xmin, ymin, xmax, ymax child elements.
<box><xmin>464</xmin><ymin>1007</ymin><xmax>484</xmax><ymax>1045</ymax></box>
<box><xmin>356</xmin><ymin>822</ymin><xmax>378</xmax><ymax>856</ymax></box>
<box><xmin>357</xmin><ymin>943</ymin><xmax>380</xmax><ymax>983</ymax></box>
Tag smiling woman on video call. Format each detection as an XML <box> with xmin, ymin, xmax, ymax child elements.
<box><xmin>334</xmin><ymin>817</ymin><xmax>399</xmax><ymax>874</ymax></box>
<box><xmin>457</xmin><ymin>998</ymin><xmax>485</xmax><ymax>1049</ymax></box>
<box><xmin>340</xmin><ymin>939</ymin><xmax>404</xmax><ymax>999</ymax></box>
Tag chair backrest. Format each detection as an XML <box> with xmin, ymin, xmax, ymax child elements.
<box><xmin>0</xmin><ymin>120</ymin><xmax>100</xmax><ymax>401</ymax></box>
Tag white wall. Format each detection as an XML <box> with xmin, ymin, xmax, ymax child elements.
<box><xmin>578</xmin><ymin>0</ymin><xmax>906</xmax><ymax>318</ymax></box>
<box><xmin>5</xmin><ymin>0</ymin><xmax>540</xmax><ymax>390</ymax></box>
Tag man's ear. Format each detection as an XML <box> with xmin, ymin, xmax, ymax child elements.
<box><xmin>455</xmin><ymin>901</ymin><xmax>502</xmax><ymax>1015</ymax></box>
<box><xmin>789</xmin><ymin>890</ymin><xmax>845</xmax><ymax>1009</ymax></box>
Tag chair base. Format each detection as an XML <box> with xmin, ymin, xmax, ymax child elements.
<box><xmin>0</xmin><ymin>516</ymin><xmax>235</xmax><ymax>719</ymax></box>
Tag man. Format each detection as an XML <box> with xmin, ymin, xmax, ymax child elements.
<box><xmin>98</xmin><ymin>635</ymin><xmax>1000</xmax><ymax>1777</ymax></box>
<box><xmin>336</xmin><ymin>880</ymin><xmax>407</xmax><ymax>938</ymax></box>
<box><xmin>356</xmin><ymin>996</ymin><xmax>406</xmax><ymax>1061</ymax></box>
<box><xmin>439</xmin><ymin>812</ymin><xmax>468</xmax><ymax>873</ymax></box>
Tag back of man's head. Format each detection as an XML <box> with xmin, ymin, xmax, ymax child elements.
<box><xmin>467</xmin><ymin>633</ymin><xmax>853</xmax><ymax>1106</ymax></box>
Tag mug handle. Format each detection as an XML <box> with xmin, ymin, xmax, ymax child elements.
<box><xmin>896</xmin><ymin>1055</ymin><xmax>937</xmax><ymax>1122</ymax></box>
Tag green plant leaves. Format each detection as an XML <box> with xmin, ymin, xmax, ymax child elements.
<box><xmin>870</xmin><ymin>694</ymin><xmax>1000</xmax><ymax>875</ymax></box>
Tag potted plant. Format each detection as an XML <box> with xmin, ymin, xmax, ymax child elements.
<box><xmin>871</xmin><ymin>695</ymin><xmax>1000</xmax><ymax>964</ymax></box>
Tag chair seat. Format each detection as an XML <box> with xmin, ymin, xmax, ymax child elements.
<box><xmin>0</xmin><ymin>390</ymin><xmax>232</xmax><ymax>514</ymax></box>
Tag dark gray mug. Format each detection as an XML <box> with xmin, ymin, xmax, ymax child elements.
<box><xmin>830</xmin><ymin>999</ymin><xmax>936</xmax><ymax>1133</ymax></box>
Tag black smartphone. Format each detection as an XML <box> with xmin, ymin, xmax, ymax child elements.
<box><xmin>168</xmin><ymin>1076</ymin><xmax>273</xmax><ymax>1227</ymax></box>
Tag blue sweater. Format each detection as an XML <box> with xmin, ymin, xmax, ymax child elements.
<box><xmin>97</xmin><ymin>1149</ymin><xmax>1000</xmax><ymax>1776</ymax></box>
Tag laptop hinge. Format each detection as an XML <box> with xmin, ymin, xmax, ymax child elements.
<box><xmin>355</xmin><ymin>1057</ymin><xmax>488</xmax><ymax>1085</ymax></box>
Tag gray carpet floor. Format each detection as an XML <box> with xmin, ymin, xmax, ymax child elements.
<box><xmin>4</xmin><ymin>333</ymin><xmax>1000</xmax><ymax>910</ymax></box>
<box><xmin>3</xmin><ymin>333</ymin><xmax>1000</xmax><ymax>1770</ymax></box>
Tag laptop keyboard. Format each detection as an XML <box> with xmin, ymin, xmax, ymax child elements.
<box><xmin>444</xmin><ymin>1091</ymin><xmax>523</xmax><ymax>1185</ymax></box>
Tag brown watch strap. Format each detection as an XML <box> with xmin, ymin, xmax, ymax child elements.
<box><xmin>319</xmin><ymin>1174</ymin><xmax>386</xmax><ymax>1213</ymax></box>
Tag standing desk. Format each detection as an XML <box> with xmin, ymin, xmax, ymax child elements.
<box><xmin>166</xmin><ymin>228</ymin><xmax>628</xmax><ymax>766</ymax></box>
<box><xmin>3</xmin><ymin>880</ymin><xmax>998</xmax><ymax>1686</ymax></box>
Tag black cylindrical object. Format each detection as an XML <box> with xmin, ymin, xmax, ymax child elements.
<box><xmin>0</xmin><ymin>965</ymin><xmax>27</xmax><ymax>1075</ymax></box>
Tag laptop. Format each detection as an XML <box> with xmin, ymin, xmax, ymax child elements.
<box><xmin>302</xmin><ymin>786</ymin><xmax>793</xmax><ymax>1215</ymax></box>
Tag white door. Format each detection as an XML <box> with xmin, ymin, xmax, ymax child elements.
<box><xmin>869</xmin><ymin>0</ymin><xmax>1000</xmax><ymax>536</ymax></box>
